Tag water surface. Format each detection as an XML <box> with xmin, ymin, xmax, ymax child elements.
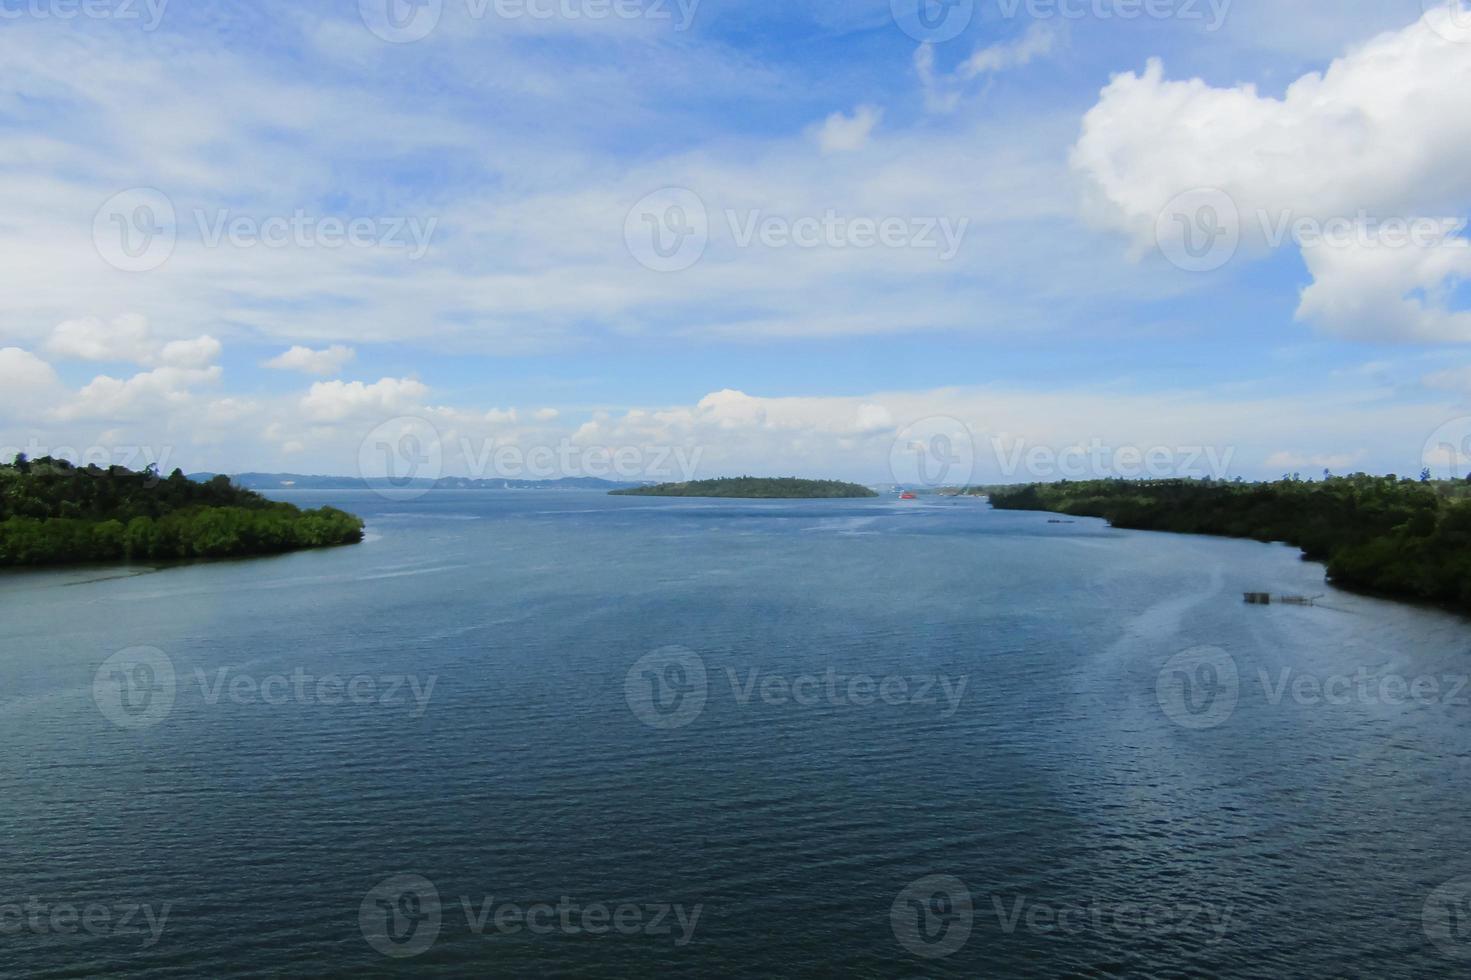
<box><xmin>2</xmin><ymin>491</ymin><xmax>1469</xmax><ymax>977</ymax></box>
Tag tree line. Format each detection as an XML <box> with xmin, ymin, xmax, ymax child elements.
<box><xmin>0</xmin><ymin>456</ymin><xmax>364</xmax><ymax>566</ymax></box>
<box><xmin>986</xmin><ymin>475</ymin><xmax>1471</xmax><ymax>610</ymax></box>
<box><xmin>611</xmin><ymin>476</ymin><xmax>879</xmax><ymax>498</ymax></box>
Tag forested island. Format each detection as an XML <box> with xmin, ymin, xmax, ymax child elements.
<box><xmin>0</xmin><ymin>456</ymin><xmax>364</xmax><ymax>567</ymax></box>
<box><xmin>987</xmin><ymin>477</ymin><xmax>1471</xmax><ymax>610</ymax></box>
<box><xmin>191</xmin><ymin>472</ymin><xmax>638</xmax><ymax>491</ymax></box>
<box><xmin>612</xmin><ymin>477</ymin><xmax>879</xmax><ymax>499</ymax></box>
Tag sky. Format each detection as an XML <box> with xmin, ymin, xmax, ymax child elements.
<box><xmin>2</xmin><ymin>0</ymin><xmax>1471</xmax><ymax>485</ymax></box>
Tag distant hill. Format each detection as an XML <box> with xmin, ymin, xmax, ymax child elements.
<box><xmin>611</xmin><ymin>477</ymin><xmax>878</xmax><ymax>499</ymax></box>
<box><xmin>189</xmin><ymin>473</ymin><xmax>640</xmax><ymax>491</ymax></box>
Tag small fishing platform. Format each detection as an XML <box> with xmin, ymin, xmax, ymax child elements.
<box><xmin>1244</xmin><ymin>592</ymin><xmax>1325</xmax><ymax>606</ymax></box>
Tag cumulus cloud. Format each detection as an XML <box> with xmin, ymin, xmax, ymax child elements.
<box><xmin>1297</xmin><ymin>230</ymin><xmax>1471</xmax><ymax>342</ymax></box>
<box><xmin>1072</xmin><ymin>10</ymin><xmax>1471</xmax><ymax>341</ymax></box>
<box><xmin>159</xmin><ymin>336</ymin><xmax>223</xmax><ymax>369</ymax></box>
<box><xmin>300</xmin><ymin>377</ymin><xmax>430</xmax><ymax>423</ymax></box>
<box><xmin>263</xmin><ymin>345</ymin><xmax>357</xmax><ymax>375</ymax></box>
<box><xmin>45</xmin><ymin>315</ymin><xmax>222</xmax><ymax>368</ymax></box>
<box><xmin>0</xmin><ymin>347</ymin><xmax>62</xmax><ymax>416</ymax></box>
<box><xmin>56</xmin><ymin>366</ymin><xmax>224</xmax><ymax>422</ymax></box>
<box><xmin>812</xmin><ymin>105</ymin><xmax>882</xmax><ymax>154</ymax></box>
<box><xmin>46</xmin><ymin>315</ymin><xmax>154</xmax><ymax>363</ymax></box>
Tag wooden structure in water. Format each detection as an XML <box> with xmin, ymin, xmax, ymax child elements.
<box><xmin>1244</xmin><ymin>592</ymin><xmax>1325</xmax><ymax>606</ymax></box>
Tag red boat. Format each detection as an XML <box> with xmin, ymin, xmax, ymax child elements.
<box><xmin>899</xmin><ymin>492</ymin><xmax>918</xmax><ymax>500</ymax></box>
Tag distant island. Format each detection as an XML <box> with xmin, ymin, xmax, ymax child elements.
<box><xmin>189</xmin><ymin>472</ymin><xmax>639</xmax><ymax>492</ymax></box>
<box><xmin>986</xmin><ymin>476</ymin><xmax>1471</xmax><ymax>610</ymax></box>
<box><xmin>612</xmin><ymin>477</ymin><xmax>879</xmax><ymax>499</ymax></box>
<box><xmin>0</xmin><ymin>456</ymin><xmax>364</xmax><ymax>567</ymax></box>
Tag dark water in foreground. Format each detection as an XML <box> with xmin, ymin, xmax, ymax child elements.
<box><xmin>3</xmin><ymin>490</ymin><xmax>1471</xmax><ymax>977</ymax></box>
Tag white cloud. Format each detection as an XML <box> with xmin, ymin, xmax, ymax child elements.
<box><xmin>1072</xmin><ymin>11</ymin><xmax>1471</xmax><ymax>341</ymax></box>
<box><xmin>159</xmin><ymin>335</ymin><xmax>223</xmax><ymax>369</ymax></box>
<box><xmin>0</xmin><ymin>347</ymin><xmax>62</xmax><ymax>416</ymax></box>
<box><xmin>918</xmin><ymin>23</ymin><xmax>1058</xmax><ymax>113</ymax></box>
<box><xmin>300</xmin><ymin>377</ymin><xmax>430</xmax><ymax>423</ymax></box>
<box><xmin>0</xmin><ymin>347</ymin><xmax>59</xmax><ymax>389</ymax></box>
<box><xmin>45</xmin><ymin>315</ymin><xmax>223</xmax><ymax>367</ymax></box>
<box><xmin>957</xmin><ymin>22</ymin><xmax>1058</xmax><ymax>78</ymax></box>
<box><xmin>46</xmin><ymin>315</ymin><xmax>154</xmax><ymax>363</ymax></box>
<box><xmin>1297</xmin><ymin>230</ymin><xmax>1471</xmax><ymax>342</ymax></box>
<box><xmin>263</xmin><ymin>345</ymin><xmax>357</xmax><ymax>375</ymax></box>
<box><xmin>534</xmin><ymin>407</ymin><xmax>560</xmax><ymax>421</ymax></box>
<box><xmin>56</xmin><ymin>365</ymin><xmax>223</xmax><ymax>422</ymax></box>
<box><xmin>812</xmin><ymin>105</ymin><xmax>882</xmax><ymax>154</ymax></box>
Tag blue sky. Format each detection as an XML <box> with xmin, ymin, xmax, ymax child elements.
<box><xmin>2</xmin><ymin>0</ymin><xmax>1470</xmax><ymax>483</ymax></box>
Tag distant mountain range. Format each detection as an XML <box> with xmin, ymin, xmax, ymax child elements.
<box><xmin>188</xmin><ymin>472</ymin><xmax>644</xmax><ymax>491</ymax></box>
